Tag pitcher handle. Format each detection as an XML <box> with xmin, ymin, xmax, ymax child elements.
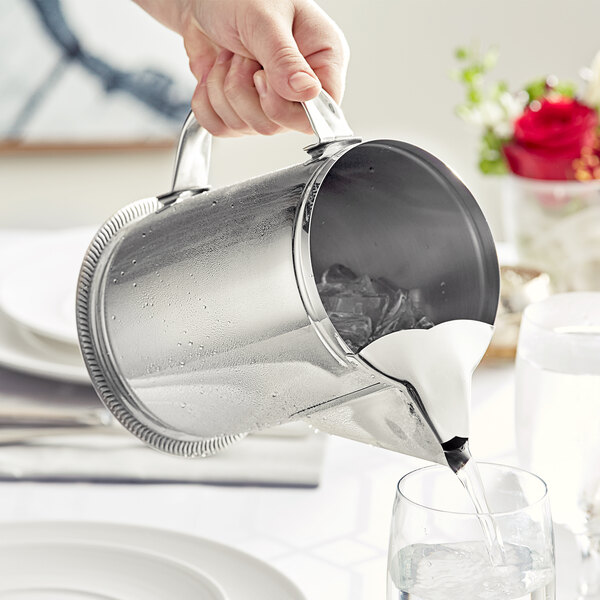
<box><xmin>170</xmin><ymin>89</ymin><xmax>355</xmax><ymax>193</ymax></box>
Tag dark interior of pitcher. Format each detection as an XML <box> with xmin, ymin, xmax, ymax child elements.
<box><xmin>308</xmin><ymin>140</ymin><xmax>499</xmax><ymax>336</ymax></box>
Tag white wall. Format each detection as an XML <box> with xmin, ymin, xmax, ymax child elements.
<box><xmin>2</xmin><ymin>0</ymin><xmax>600</xmax><ymax>238</ymax></box>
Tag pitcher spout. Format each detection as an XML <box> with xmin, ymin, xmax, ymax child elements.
<box><xmin>301</xmin><ymin>383</ymin><xmax>447</xmax><ymax>465</ymax></box>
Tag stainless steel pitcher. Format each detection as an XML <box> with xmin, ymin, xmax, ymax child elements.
<box><xmin>76</xmin><ymin>91</ymin><xmax>499</xmax><ymax>464</ymax></box>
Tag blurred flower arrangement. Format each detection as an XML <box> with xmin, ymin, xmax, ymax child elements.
<box><xmin>453</xmin><ymin>46</ymin><xmax>600</xmax><ymax>181</ymax></box>
<box><xmin>453</xmin><ymin>46</ymin><xmax>600</xmax><ymax>293</ymax></box>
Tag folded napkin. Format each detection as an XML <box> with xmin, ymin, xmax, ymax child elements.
<box><xmin>0</xmin><ymin>366</ymin><xmax>327</xmax><ymax>487</ymax></box>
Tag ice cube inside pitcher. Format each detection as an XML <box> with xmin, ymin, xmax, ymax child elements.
<box><xmin>317</xmin><ymin>264</ymin><xmax>434</xmax><ymax>352</ymax></box>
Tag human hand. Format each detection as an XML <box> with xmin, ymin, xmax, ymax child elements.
<box><xmin>134</xmin><ymin>0</ymin><xmax>349</xmax><ymax>136</ymax></box>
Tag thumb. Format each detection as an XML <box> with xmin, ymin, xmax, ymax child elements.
<box><xmin>247</xmin><ymin>16</ymin><xmax>321</xmax><ymax>102</ymax></box>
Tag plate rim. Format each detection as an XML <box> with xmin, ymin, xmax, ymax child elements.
<box><xmin>0</xmin><ymin>538</ymin><xmax>226</xmax><ymax>600</ymax></box>
<box><xmin>0</xmin><ymin>227</ymin><xmax>96</xmax><ymax>346</ymax></box>
<box><xmin>0</xmin><ymin>521</ymin><xmax>305</xmax><ymax>600</ymax></box>
<box><xmin>0</xmin><ymin>309</ymin><xmax>89</xmax><ymax>384</ymax></box>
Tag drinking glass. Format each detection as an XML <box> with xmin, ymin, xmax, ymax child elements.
<box><xmin>387</xmin><ymin>463</ymin><xmax>555</xmax><ymax>600</ymax></box>
<box><xmin>516</xmin><ymin>292</ymin><xmax>600</xmax><ymax>599</ymax></box>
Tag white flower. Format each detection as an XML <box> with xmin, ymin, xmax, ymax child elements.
<box><xmin>583</xmin><ymin>50</ymin><xmax>600</xmax><ymax>107</ymax></box>
<box><xmin>479</xmin><ymin>100</ymin><xmax>504</xmax><ymax>128</ymax></box>
<box><xmin>499</xmin><ymin>92</ymin><xmax>527</xmax><ymax>120</ymax></box>
<box><xmin>493</xmin><ymin>121</ymin><xmax>513</xmax><ymax>138</ymax></box>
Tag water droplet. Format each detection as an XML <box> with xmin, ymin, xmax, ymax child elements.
<box><xmin>188</xmin><ymin>341</ymin><xmax>193</xmax><ymax>346</ymax></box>
<box><xmin>180</xmin><ymin>402</ymin><xmax>187</xmax><ymax>408</ymax></box>
<box><xmin>111</xmin><ymin>315</ymin><xmax>116</xmax><ymax>320</ymax></box>
<box><xmin>227</xmin><ymin>320</ymin><xmax>231</xmax><ymax>325</ymax></box>
<box><xmin>440</xmin><ymin>281</ymin><xmax>446</xmax><ymax>287</ymax></box>
<box><xmin>120</xmin><ymin>271</ymin><xmax>125</xmax><ymax>276</ymax></box>
<box><xmin>132</xmin><ymin>283</ymin><xmax>137</xmax><ymax>288</ymax></box>
<box><xmin>368</xmin><ymin>166</ymin><xmax>375</xmax><ymax>173</ymax></box>
<box><xmin>271</xmin><ymin>392</ymin><xmax>277</xmax><ymax>398</ymax></box>
<box><xmin>177</xmin><ymin>342</ymin><xmax>182</xmax><ymax>347</ymax></box>
<box><xmin>199</xmin><ymin>345</ymin><xmax>204</xmax><ymax>350</ymax></box>
<box><xmin>179</xmin><ymin>361</ymin><xmax>185</xmax><ymax>366</ymax></box>
<box><xmin>211</xmin><ymin>201</ymin><xmax>217</xmax><ymax>207</ymax></box>
<box><xmin>132</xmin><ymin>259</ymin><xmax>137</xmax><ymax>264</ymax></box>
<box><xmin>183</xmin><ymin>329</ymin><xmax>188</xmax><ymax>334</ymax></box>
<box><xmin>112</xmin><ymin>278</ymin><xmax>118</xmax><ymax>284</ymax></box>
<box><xmin>203</xmin><ymin>305</ymin><xmax>207</xmax><ymax>309</ymax></box>
<box><xmin>142</xmin><ymin>232</ymin><xmax>146</xmax><ymax>238</ymax></box>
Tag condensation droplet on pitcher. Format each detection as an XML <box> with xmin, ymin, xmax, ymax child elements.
<box><xmin>180</xmin><ymin>402</ymin><xmax>187</xmax><ymax>408</ymax></box>
<box><xmin>132</xmin><ymin>283</ymin><xmax>137</xmax><ymax>288</ymax></box>
<box><xmin>131</xmin><ymin>259</ymin><xmax>137</xmax><ymax>265</ymax></box>
<box><xmin>112</xmin><ymin>278</ymin><xmax>117</xmax><ymax>284</ymax></box>
<box><xmin>177</xmin><ymin>342</ymin><xmax>182</xmax><ymax>347</ymax></box>
<box><xmin>120</xmin><ymin>271</ymin><xmax>125</xmax><ymax>276</ymax></box>
<box><xmin>111</xmin><ymin>315</ymin><xmax>116</xmax><ymax>320</ymax></box>
<box><xmin>188</xmin><ymin>341</ymin><xmax>193</xmax><ymax>346</ymax></box>
<box><xmin>211</xmin><ymin>201</ymin><xmax>217</xmax><ymax>207</ymax></box>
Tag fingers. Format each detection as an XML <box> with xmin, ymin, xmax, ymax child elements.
<box><xmin>224</xmin><ymin>56</ymin><xmax>283</xmax><ymax>135</ymax></box>
<box><xmin>294</xmin><ymin>3</ymin><xmax>350</xmax><ymax>105</ymax></box>
<box><xmin>253</xmin><ymin>71</ymin><xmax>313</xmax><ymax>134</ymax></box>
<box><xmin>192</xmin><ymin>50</ymin><xmax>311</xmax><ymax>136</ymax></box>
<box><xmin>243</xmin><ymin>12</ymin><xmax>321</xmax><ymax>103</ymax></box>
<box><xmin>206</xmin><ymin>50</ymin><xmax>252</xmax><ymax>133</ymax></box>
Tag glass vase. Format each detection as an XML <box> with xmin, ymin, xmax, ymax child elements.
<box><xmin>503</xmin><ymin>175</ymin><xmax>600</xmax><ymax>291</ymax></box>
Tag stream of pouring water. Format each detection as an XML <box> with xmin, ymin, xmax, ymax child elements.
<box><xmin>360</xmin><ymin>320</ymin><xmax>506</xmax><ymax>565</ymax></box>
<box><xmin>448</xmin><ymin>445</ymin><xmax>507</xmax><ymax>566</ymax></box>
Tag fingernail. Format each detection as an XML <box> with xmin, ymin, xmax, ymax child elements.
<box><xmin>289</xmin><ymin>71</ymin><xmax>319</xmax><ymax>93</ymax></box>
<box><xmin>254</xmin><ymin>72</ymin><xmax>267</xmax><ymax>97</ymax></box>
<box><xmin>216</xmin><ymin>49</ymin><xmax>234</xmax><ymax>65</ymax></box>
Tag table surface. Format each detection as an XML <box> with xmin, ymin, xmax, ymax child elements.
<box><xmin>0</xmin><ymin>361</ymin><xmax>580</xmax><ymax>599</ymax></box>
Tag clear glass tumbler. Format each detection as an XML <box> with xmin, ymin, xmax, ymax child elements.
<box><xmin>387</xmin><ymin>463</ymin><xmax>555</xmax><ymax>600</ymax></box>
<box><xmin>516</xmin><ymin>292</ymin><xmax>600</xmax><ymax>599</ymax></box>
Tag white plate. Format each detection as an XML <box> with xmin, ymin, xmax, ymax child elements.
<box><xmin>0</xmin><ymin>522</ymin><xmax>305</xmax><ymax>600</ymax></box>
<box><xmin>0</xmin><ymin>541</ymin><xmax>225</xmax><ymax>600</ymax></box>
<box><xmin>0</xmin><ymin>228</ymin><xmax>95</xmax><ymax>346</ymax></box>
<box><xmin>0</xmin><ymin>308</ymin><xmax>89</xmax><ymax>384</ymax></box>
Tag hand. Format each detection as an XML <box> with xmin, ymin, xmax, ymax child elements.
<box><xmin>134</xmin><ymin>0</ymin><xmax>349</xmax><ymax>136</ymax></box>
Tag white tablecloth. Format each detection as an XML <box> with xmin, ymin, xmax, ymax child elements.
<box><xmin>0</xmin><ymin>362</ymin><xmax>580</xmax><ymax>599</ymax></box>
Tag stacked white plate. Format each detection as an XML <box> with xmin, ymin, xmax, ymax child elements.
<box><xmin>0</xmin><ymin>229</ymin><xmax>94</xmax><ymax>384</ymax></box>
<box><xmin>0</xmin><ymin>521</ymin><xmax>305</xmax><ymax>599</ymax></box>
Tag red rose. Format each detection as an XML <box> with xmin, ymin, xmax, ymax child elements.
<box><xmin>502</xmin><ymin>97</ymin><xmax>599</xmax><ymax>180</ymax></box>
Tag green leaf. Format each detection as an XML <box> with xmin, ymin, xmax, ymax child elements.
<box><xmin>554</xmin><ymin>81</ymin><xmax>577</xmax><ymax>98</ymax></box>
<box><xmin>482</xmin><ymin>47</ymin><xmax>499</xmax><ymax>70</ymax></box>
<box><xmin>524</xmin><ymin>78</ymin><xmax>547</xmax><ymax>102</ymax></box>
<box><xmin>455</xmin><ymin>47</ymin><xmax>469</xmax><ymax>60</ymax></box>
<box><xmin>479</xmin><ymin>158</ymin><xmax>508</xmax><ymax>175</ymax></box>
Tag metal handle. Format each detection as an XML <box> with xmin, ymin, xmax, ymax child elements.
<box><xmin>302</xmin><ymin>90</ymin><xmax>354</xmax><ymax>144</ymax></box>
<box><xmin>170</xmin><ymin>90</ymin><xmax>355</xmax><ymax>193</ymax></box>
<box><xmin>171</xmin><ymin>111</ymin><xmax>212</xmax><ymax>193</ymax></box>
